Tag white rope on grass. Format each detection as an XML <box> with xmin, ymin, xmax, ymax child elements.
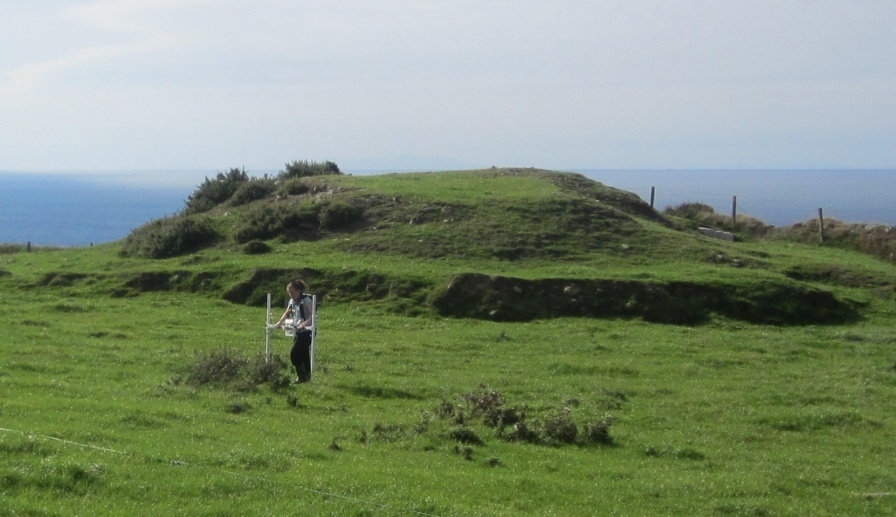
<box><xmin>0</xmin><ymin>426</ymin><xmax>444</xmax><ymax>517</ymax></box>
<box><xmin>0</xmin><ymin>426</ymin><xmax>127</xmax><ymax>455</ymax></box>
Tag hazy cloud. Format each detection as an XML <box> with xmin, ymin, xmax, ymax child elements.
<box><xmin>2</xmin><ymin>0</ymin><xmax>894</xmax><ymax>171</ymax></box>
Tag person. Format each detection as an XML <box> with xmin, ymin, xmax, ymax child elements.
<box><xmin>275</xmin><ymin>279</ymin><xmax>314</xmax><ymax>384</ymax></box>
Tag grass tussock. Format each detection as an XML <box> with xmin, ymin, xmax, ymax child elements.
<box><xmin>353</xmin><ymin>385</ymin><xmax>617</xmax><ymax>465</ymax></box>
<box><xmin>432</xmin><ymin>385</ymin><xmax>617</xmax><ymax>448</ymax></box>
<box><xmin>0</xmin><ymin>463</ymin><xmax>104</xmax><ymax>495</ymax></box>
<box><xmin>182</xmin><ymin>348</ymin><xmax>290</xmax><ymax>392</ymax></box>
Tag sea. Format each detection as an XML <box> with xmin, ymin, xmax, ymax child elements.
<box><xmin>1</xmin><ymin>169</ymin><xmax>894</xmax><ymax>247</ymax></box>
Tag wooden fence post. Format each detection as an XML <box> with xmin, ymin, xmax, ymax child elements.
<box><xmin>731</xmin><ymin>196</ymin><xmax>737</xmax><ymax>229</ymax></box>
<box><xmin>650</xmin><ymin>187</ymin><xmax>655</xmax><ymax>209</ymax></box>
<box><xmin>818</xmin><ymin>208</ymin><xmax>825</xmax><ymax>243</ymax></box>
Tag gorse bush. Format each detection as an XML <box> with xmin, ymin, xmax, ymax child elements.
<box><xmin>279</xmin><ymin>160</ymin><xmax>341</xmax><ymax>179</ymax></box>
<box><xmin>774</xmin><ymin>219</ymin><xmax>896</xmax><ymax>263</ymax></box>
<box><xmin>230</xmin><ymin>176</ymin><xmax>276</xmax><ymax>206</ymax></box>
<box><xmin>436</xmin><ymin>385</ymin><xmax>614</xmax><ymax>447</ymax></box>
<box><xmin>0</xmin><ymin>244</ymin><xmax>31</xmax><ymax>254</ymax></box>
<box><xmin>461</xmin><ymin>384</ymin><xmax>524</xmax><ymax>428</ymax></box>
<box><xmin>243</xmin><ymin>239</ymin><xmax>271</xmax><ymax>255</ymax></box>
<box><xmin>183</xmin><ymin>168</ymin><xmax>249</xmax><ymax>214</ymax></box>
<box><xmin>669</xmin><ymin>202</ymin><xmax>896</xmax><ymax>262</ymax></box>
<box><xmin>319</xmin><ymin>201</ymin><xmax>365</xmax><ymax>230</ymax></box>
<box><xmin>180</xmin><ymin>160</ymin><xmax>341</xmax><ymax>216</ymax></box>
<box><xmin>583</xmin><ymin>416</ymin><xmax>616</xmax><ymax>445</ymax></box>
<box><xmin>447</xmin><ymin>426</ymin><xmax>484</xmax><ymax>445</ymax></box>
<box><xmin>664</xmin><ymin>202</ymin><xmax>716</xmax><ymax>221</ymax></box>
<box><xmin>356</xmin><ymin>385</ymin><xmax>615</xmax><ymax>453</ymax></box>
<box><xmin>119</xmin><ymin>215</ymin><xmax>220</xmax><ymax>259</ymax></box>
<box><xmin>0</xmin><ymin>243</ymin><xmax>61</xmax><ymax>254</ymax></box>
<box><xmin>187</xmin><ymin>347</ymin><xmax>244</xmax><ymax>386</ymax></box>
<box><xmin>233</xmin><ymin>201</ymin><xmax>320</xmax><ymax>243</ymax></box>
<box><xmin>541</xmin><ymin>409</ymin><xmax>579</xmax><ymax>444</ymax></box>
<box><xmin>665</xmin><ymin>202</ymin><xmax>771</xmax><ymax>237</ymax></box>
<box><xmin>186</xmin><ymin>347</ymin><xmax>290</xmax><ymax>391</ymax></box>
<box><xmin>233</xmin><ymin>205</ymin><xmax>289</xmax><ymax>244</ymax></box>
<box><xmin>245</xmin><ymin>354</ymin><xmax>291</xmax><ymax>390</ymax></box>
<box><xmin>280</xmin><ymin>178</ymin><xmax>311</xmax><ymax>196</ymax></box>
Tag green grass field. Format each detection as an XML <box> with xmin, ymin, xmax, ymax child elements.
<box><xmin>2</xmin><ymin>169</ymin><xmax>896</xmax><ymax>516</ymax></box>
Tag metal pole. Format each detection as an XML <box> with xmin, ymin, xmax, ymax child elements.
<box><xmin>265</xmin><ymin>293</ymin><xmax>272</xmax><ymax>363</ymax></box>
<box><xmin>310</xmin><ymin>295</ymin><xmax>317</xmax><ymax>372</ymax></box>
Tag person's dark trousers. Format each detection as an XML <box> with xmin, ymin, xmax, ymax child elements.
<box><xmin>290</xmin><ymin>330</ymin><xmax>312</xmax><ymax>382</ymax></box>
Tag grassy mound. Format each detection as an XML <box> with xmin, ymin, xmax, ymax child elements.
<box><xmin>122</xmin><ymin>168</ymin><xmax>673</xmax><ymax>260</ymax></box>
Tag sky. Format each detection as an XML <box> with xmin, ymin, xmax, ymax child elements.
<box><xmin>2</xmin><ymin>0</ymin><xmax>895</xmax><ymax>174</ymax></box>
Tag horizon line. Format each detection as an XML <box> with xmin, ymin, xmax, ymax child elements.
<box><xmin>3</xmin><ymin>166</ymin><xmax>896</xmax><ymax>174</ymax></box>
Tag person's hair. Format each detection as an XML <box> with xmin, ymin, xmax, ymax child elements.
<box><xmin>288</xmin><ymin>279</ymin><xmax>307</xmax><ymax>292</ymax></box>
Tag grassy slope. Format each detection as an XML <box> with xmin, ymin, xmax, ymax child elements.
<box><xmin>5</xmin><ymin>168</ymin><xmax>892</xmax><ymax>320</ymax></box>
<box><xmin>2</xmin><ymin>168</ymin><xmax>896</xmax><ymax>516</ymax></box>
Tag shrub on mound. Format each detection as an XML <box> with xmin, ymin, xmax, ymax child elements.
<box><xmin>230</xmin><ymin>177</ymin><xmax>277</xmax><ymax>206</ymax></box>
<box><xmin>233</xmin><ymin>201</ymin><xmax>320</xmax><ymax>243</ymax></box>
<box><xmin>280</xmin><ymin>178</ymin><xmax>311</xmax><ymax>196</ymax></box>
<box><xmin>243</xmin><ymin>239</ymin><xmax>271</xmax><ymax>254</ymax></box>
<box><xmin>665</xmin><ymin>202</ymin><xmax>771</xmax><ymax>237</ymax></box>
<box><xmin>280</xmin><ymin>159</ymin><xmax>341</xmax><ymax>179</ymax></box>
<box><xmin>120</xmin><ymin>215</ymin><xmax>220</xmax><ymax>259</ymax></box>
<box><xmin>320</xmin><ymin>201</ymin><xmax>365</xmax><ymax>231</ymax></box>
<box><xmin>184</xmin><ymin>168</ymin><xmax>249</xmax><ymax>214</ymax></box>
